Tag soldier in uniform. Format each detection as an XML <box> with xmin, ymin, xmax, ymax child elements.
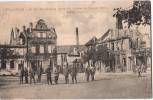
<box><xmin>63</xmin><ymin>62</ymin><xmax>70</xmax><ymax>84</ymax></box>
<box><xmin>54</xmin><ymin>68</ymin><xmax>59</xmax><ymax>84</ymax></box>
<box><xmin>85</xmin><ymin>64</ymin><xmax>90</xmax><ymax>82</ymax></box>
<box><xmin>19</xmin><ymin>65</ymin><xmax>24</xmax><ymax>84</ymax></box>
<box><xmin>46</xmin><ymin>66</ymin><xmax>52</xmax><ymax>85</ymax></box>
<box><xmin>37</xmin><ymin>66</ymin><xmax>43</xmax><ymax>83</ymax></box>
<box><xmin>24</xmin><ymin>67</ymin><xmax>29</xmax><ymax>84</ymax></box>
<box><xmin>71</xmin><ymin>63</ymin><xmax>78</xmax><ymax>84</ymax></box>
<box><xmin>90</xmin><ymin>64</ymin><xmax>96</xmax><ymax>81</ymax></box>
<box><xmin>29</xmin><ymin>67</ymin><xmax>36</xmax><ymax>84</ymax></box>
<box><xmin>137</xmin><ymin>64</ymin><xmax>141</xmax><ymax>77</ymax></box>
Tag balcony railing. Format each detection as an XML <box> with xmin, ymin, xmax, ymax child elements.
<box><xmin>27</xmin><ymin>53</ymin><xmax>53</xmax><ymax>60</ymax></box>
<box><xmin>28</xmin><ymin>37</ymin><xmax>56</xmax><ymax>44</ymax></box>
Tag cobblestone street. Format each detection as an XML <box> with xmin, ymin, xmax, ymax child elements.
<box><xmin>0</xmin><ymin>72</ymin><xmax>151</xmax><ymax>99</ymax></box>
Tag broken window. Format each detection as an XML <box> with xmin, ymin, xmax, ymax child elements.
<box><xmin>10</xmin><ymin>60</ymin><xmax>14</xmax><ymax>69</ymax></box>
<box><xmin>19</xmin><ymin>33</ymin><xmax>26</xmax><ymax>45</ymax></box>
<box><xmin>36</xmin><ymin>45</ymin><xmax>40</xmax><ymax>53</ymax></box>
<box><xmin>1</xmin><ymin>60</ymin><xmax>6</xmax><ymax>69</ymax></box>
<box><xmin>111</xmin><ymin>43</ymin><xmax>114</xmax><ymax>50</ymax></box>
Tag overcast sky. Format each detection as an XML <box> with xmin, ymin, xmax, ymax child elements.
<box><xmin>0</xmin><ymin>1</ymin><xmax>134</xmax><ymax>45</ymax></box>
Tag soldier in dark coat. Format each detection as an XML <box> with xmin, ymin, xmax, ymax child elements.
<box><xmin>90</xmin><ymin>65</ymin><xmax>96</xmax><ymax>81</ymax></box>
<box><xmin>54</xmin><ymin>68</ymin><xmax>59</xmax><ymax>84</ymax></box>
<box><xmin>37</xmin><ymin>66</ymin><xmax>43</xmax><ymax>83</ymax></box>
<box><xmin>46</xmin><ymin>67</ymin><xmax>52</xmax><ymax>85</ymax></box>
<box><xmin>137</xmin><ymin>64</ymin><xmax>141</xmax><ymax>77</ymax></box>
<box><xmin>70</xmin><ymin>63</ymin><xmax>78</xmax><ymax>84</ymax></box>
<box><xmin>85</xmin><ymin>64</ymin><xmax>90</xmax><ymax>82</ymax></box>
<box><xmin>63</xmin><ymin>62</ymin><xmax>70</xmax><ymax>84</ymax></box>
<box><xmin>24</xmin><ymin>67</ymin><xmax>28</xmax><ymax>84</ymax></box>
<box><xmin>19</xmin><ymin>65</ymin><xmax>24</xmax><ymax>84</ymax></box>
<box><xmin>29</xmin><ymin>67</ymin><xmax>36</xmax><ymax>84</ymax></box>
<box><xmin>85</xmin><ymin>64</ymin><xmax>96</xmax><ymax>81</ymax></box>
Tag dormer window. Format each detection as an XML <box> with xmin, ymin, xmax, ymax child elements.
<box><xmin>19</xmin><ymin>32</ymin><xmax>26</xmax><ymax>45</ymax></box>
<box><xmin>35</xmin><ymin>19</ymin><xmax>48</xmax><ymax>30</ymax></box>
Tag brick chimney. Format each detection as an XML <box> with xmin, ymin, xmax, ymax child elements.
<box><xmin>10</xmin><ymin>28</ymin><xmax>14</xmax><ymax>44</ymax></box>
<box><xmin>29</xmin><ymin>22</ymin><xmax>33</xmax><ymax>32</ymax></box>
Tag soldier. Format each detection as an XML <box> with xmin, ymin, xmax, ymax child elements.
<box><xmin>137</xmin><ymin>64</ymin><xmax>141</xmax><ymax>77</ymax></box>
<box><xmin>29</xmin><ymin>67</ymin><xmax>36</xmax><ymax>84</ymax></box>
<box><xmin>90</xmin><ymin>65</ymin><xmax>96</xmax><ymax>81</ymax></box>
<box><xmin>37</xmin><ymin>66</ymin><xmax>43</xmax><ymax>83</ymax></box>
<box><xmin>71</xmin><ymin>63</ymin><xmax>78</xmax><ymax>84</ymax></box>
<box><xmin>54</xmin><ymin>68</ymin><xmax>59</xmax><ymax>84</ymax></box>
<box><xmin>24</xmin><ymin>67</ymin><xmax>29</xmax><ymax>84</ymax></box>
<box><xmin>46</xmin><ymin>66</ymin><xmax>52</xmax><ymax>85</ymax></box>
<box><xmin>85</xmin><ymin>64</ymin><xmax>90</xmax><ymax>82</ymax></box>
<box><xmin>19</xmin><ymin>65</ymin><xmax>24</xmax><ymax>84</ymax></box>
<box><xmin>63</xmin><ymin>62</ymin><xmax>70</xmax><ymax>84</ymax></box>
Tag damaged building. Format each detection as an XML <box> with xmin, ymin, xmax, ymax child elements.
<box><xmin>0</xmin><ymin>19</ymin><xmax>57</xmax><ymax>75</ymax></box>
<box><xmin>96</xmin><ymin>29</ymin><xmax>151</xmax><ymax>72</ymax></box>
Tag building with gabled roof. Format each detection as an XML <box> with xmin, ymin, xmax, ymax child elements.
<box><xmin>97</xmin><ymin>28</ymin><xmax>151</xmax><ymax>72</ymax></box>
<box><xmin>0</xmin><ymin>19</ymin><xmax>58</xmax><ymax>75</ymax></box>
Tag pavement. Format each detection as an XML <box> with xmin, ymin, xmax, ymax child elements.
<box><xmin>0</xmin><ymin>72</ymin><xmax>152</xmax><ymax>99</ymax></box>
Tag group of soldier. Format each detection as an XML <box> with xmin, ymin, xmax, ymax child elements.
<box><xmin>136</xmin><ymin>63</ymin><xmax>146</xmax><ymax>77</ymax></box>
<box><xmin>19</xmin><ymin>61</ymin><xmax>145</xmax><ymax>85</ymax></box>
<box><xmin>19</xmin><ymin>62</ymin><xmax>96</xmax><ymax>85</ymax></box>
<box><xmin>45</xmin><ymin>66</ymin><xmax>59</xmax><ymax>85</ymax></box>
<box><xmin>19</xmin><ymin>65</ymin><xmax>59</xmax><ymax>85</ymax></box>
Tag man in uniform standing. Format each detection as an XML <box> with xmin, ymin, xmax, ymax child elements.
<box><xmin>46</xmin><ymin>66</ymin><xmax>52</xmax><ymax>85</ymax></box>
<box><xmin>29</xmin><ymin>67</ymin><xmax>36</xmax><ymax>84</ymax></box>
<box><xmin>24</xmin><ymin>67</ymin><xmax>28</xmax><ymax>84</ymax></box>
<box><xmin>63</xmin><ymin>62</ymin><xmax>70</xmax><ymax>84</ymax></box>
<box><xmin>37</xmin><ymin>66</ymin><xmax>43</xmax><ymax>83</ymax></box>
<box><xmin>137</xmin><ymin>64</ymin><xmax>141</xmax><ymax>77</ymax></box>
<box><xmin>54</xmin><ymin>67</ymin><xmax>59</xmax><ymax>84</ymax></box>
<box><xmin>19</xmin><ymin>65</ymin><xmax>24</xmax><ymax>84</ymax></box>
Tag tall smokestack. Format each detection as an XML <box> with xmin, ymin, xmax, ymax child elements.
<box><xmin>76</xmin><ymin>27</ymin><xmax>79</xmax><ymax>49</ymax></box>
<box><xmin>29</xmin><ymin>22</ymin><xmax>33</xmax><ymax>32</ymax></box>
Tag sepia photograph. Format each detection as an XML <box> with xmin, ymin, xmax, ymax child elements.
<box><xmin>0</xmin><ymin>0</ymin><xmax>151</xmax><ymax>99</ymax></box>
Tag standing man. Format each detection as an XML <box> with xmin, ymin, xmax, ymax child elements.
<box><xmin>29</xmin><ymin>67</ymin><xmax>36</xmax><ymax>84</ymax></box>
<box><xmin>46</xmin><ymin>66</ymin><xmax>52</xmax><ymax>85</ymax></box>
<box><xmin>90</xmin><ymin>64</ymin><xmax>96</xmax><ymax>81</ymax></box>
<box><xmin>54</xmin><ymin>67</ymin><xmax>59</xmax><ymax>84</ymax></box>
<box><xmin>85</xmin><ymin>64</ymin><xmax>90</xmax><ymax>82</ymax></box>
<box><xmin>71</xmin><ymin>63</ymin><xmax>78</xmax><ymax>84</ymax></box>
<box><xmin>19</xmin><ymin>65</ymin><xmax>24</xmax><ymax>84</ymax></box>
<box><xmin>37</xmin><ymin>66</ymin><xmax>43</xmax><ymax>83</ymax></box>
<box><xmin>141</xmin><ymin>63</ymin><xmax>145</xmax><ymax>73</ymax></box>
<box><xmin>137</xmin><ymin>64</ymin><xmax>141</xmax><ymax>77</ymax></box>
<box><xmin>24</xmin><ymin>67</ymin><xmax>29</xmax><ymax>84</ymax></box>
<box><xmin>63</xmin><ymin>62</ymin><xmax>70</xmax><ymax>84</ymax></box>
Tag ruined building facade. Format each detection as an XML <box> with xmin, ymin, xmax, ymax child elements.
<box><xmin>97</xmin><ymin>29</ymin><xmax>151</xmax><ymax>72</ymax></box>
<box><xmin>0</xmin><ymin>19</ymin><xmax>57</xmax><ymax>75</ymax></box>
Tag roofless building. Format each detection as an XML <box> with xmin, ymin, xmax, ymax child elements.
<box><xmin>0</xmin><ymin>19</ymin><xmax>57</xmax><ymax>75</ymax></box>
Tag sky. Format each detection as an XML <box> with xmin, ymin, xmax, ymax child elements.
<box><xmin>0</xmin><ymin>0</ymin><xmax>134</xmax><ymax>45</ymax></box>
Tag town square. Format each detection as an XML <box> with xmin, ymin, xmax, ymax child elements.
<box><xmin>0</xmin><ymin>0</ymin><xmax>151</xmax><ymax>99</ymax></box>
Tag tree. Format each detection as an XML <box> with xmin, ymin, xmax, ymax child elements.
<box><xmin>95</xmin><ymin>45</ymin><xmax>108</xmax><ymax>61</ymax></box>
<box><xmin>82</xmin><ymin>44</ymin><xmax>110</xmax><ymax>65</ymax></box>
<box><xmin>113</xmin><ymin>0</ymin><xmax>151</xmax><ymax>28</ymax></box>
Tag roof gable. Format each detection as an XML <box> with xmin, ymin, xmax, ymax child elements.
<box><xmin>85</xmin><ymin>36</ymin><xmax>97</xmax><ymax>46</ymax></box>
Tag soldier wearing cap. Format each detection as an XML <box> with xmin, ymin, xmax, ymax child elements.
<box><xmin>46</xmin><ymin>66</ymin><xmax>52</xmax><ymax>85</ymax></box>
<box><xmin>24</xmin><ymin>67</ymin><xmax>29</xmax><ymax>84</ymax></box>
<box><xmin>29</xmin><ymin>67</ymin><xmax>36</xmax><ymax>84</ymax></box>
<box><xmin>54</xmin><ymin>68</ymin><xmax>59</xmax><ymax>84</ymax></box>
